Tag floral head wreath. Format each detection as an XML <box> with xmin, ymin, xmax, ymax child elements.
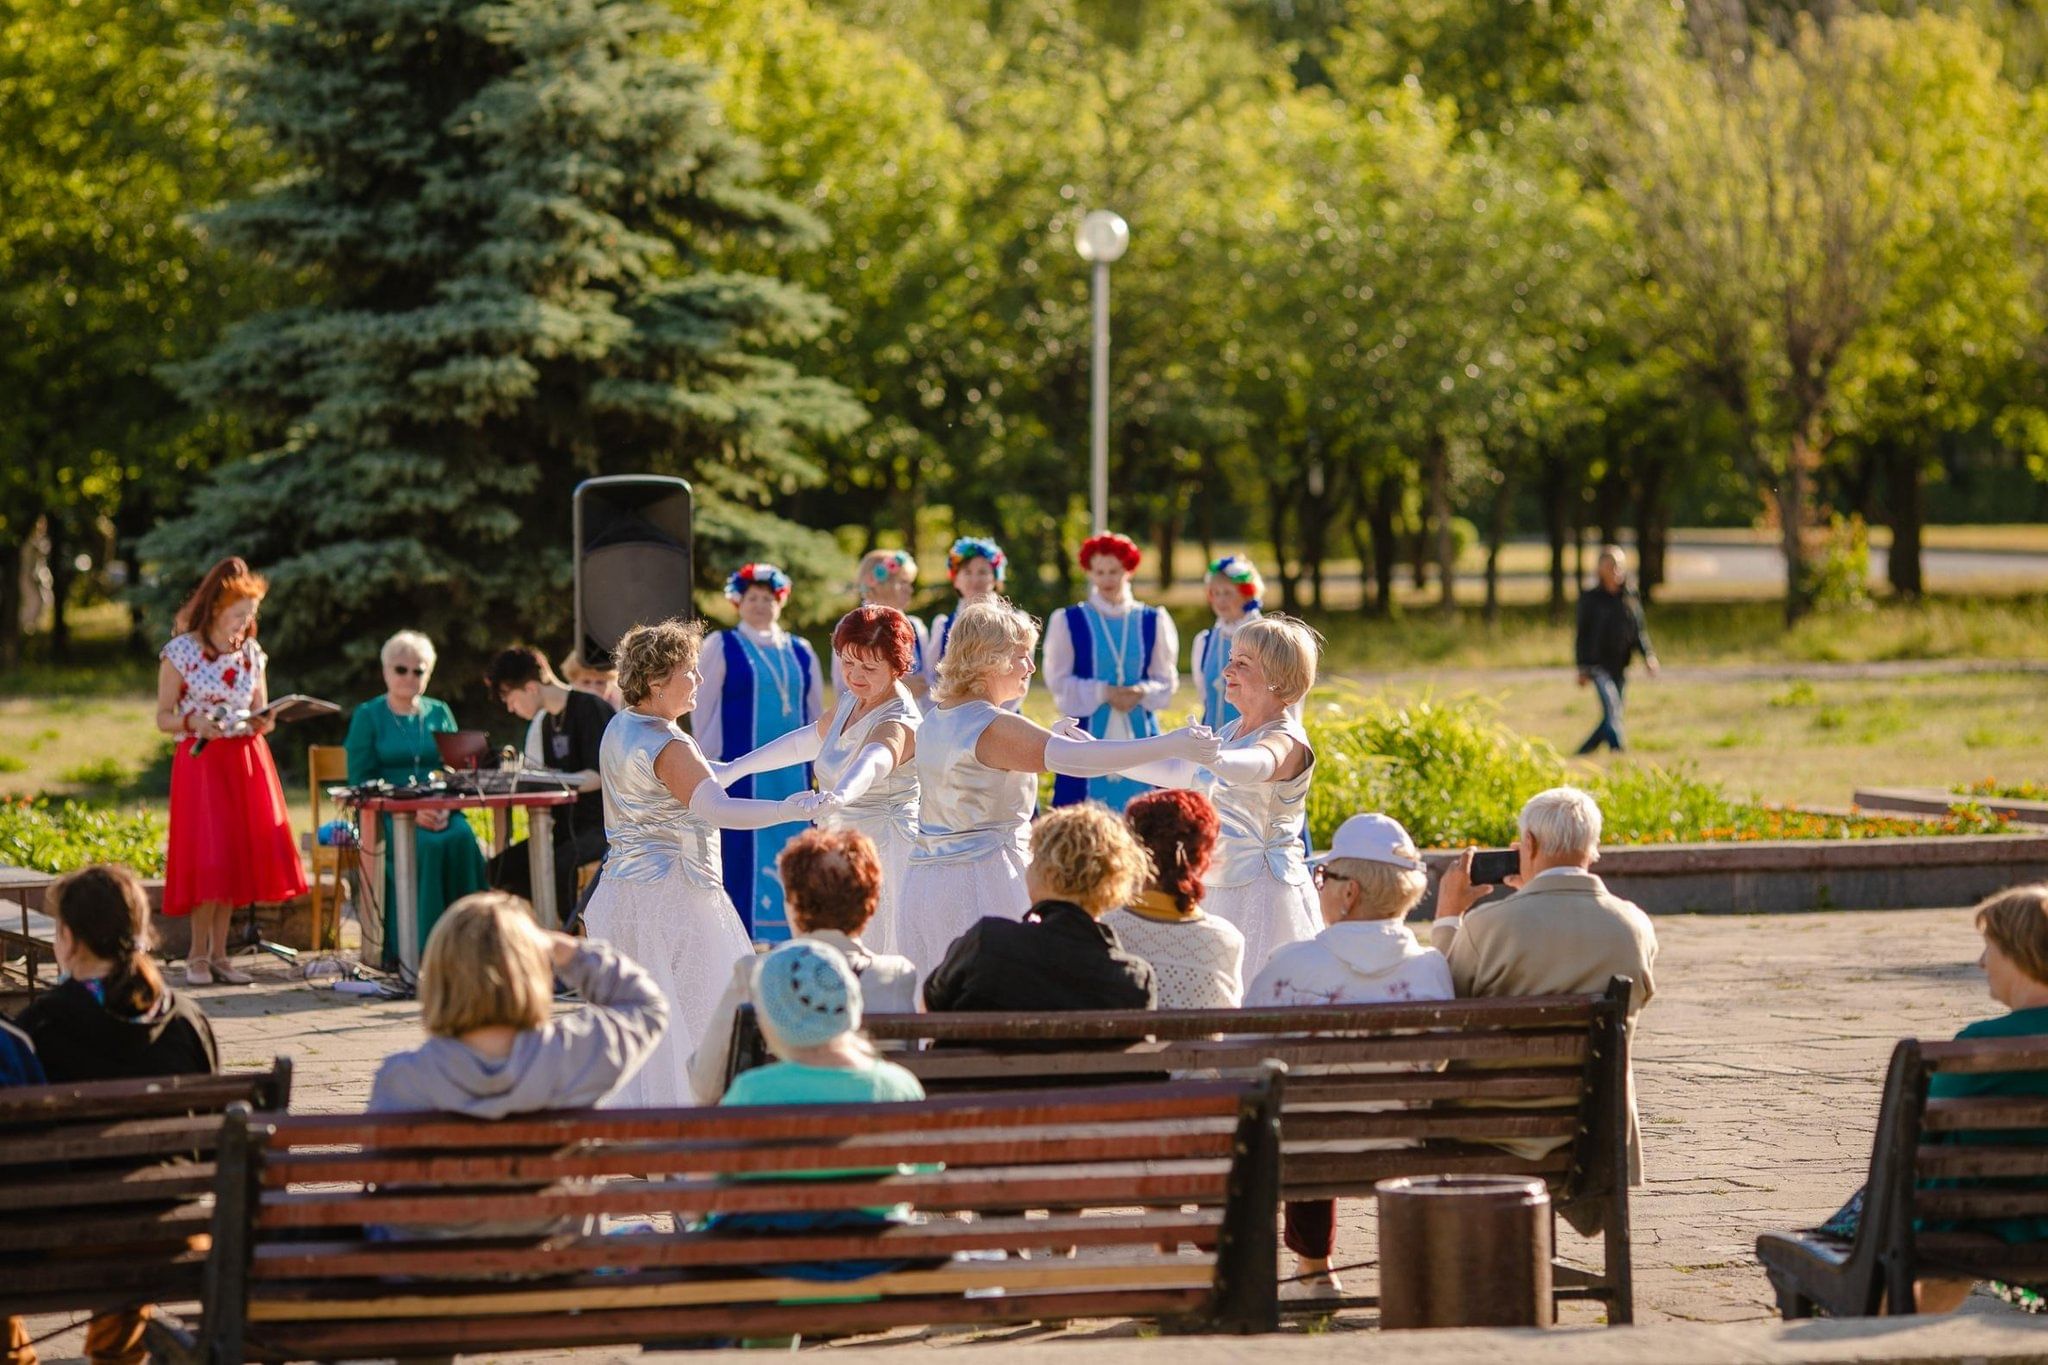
<box><xmin>1209</xmin><ymin>555</ymin><xmax>1263</xmax><ymax>612</ymax></box>
<box><xmin>870</xmin><ymin>549</ymin><xmax>917</xmax><ymax>585</ymax></box>
<box><xmin>1079</xmin><ymin>532</ymin><xmax>1142</xmax><ymax>573</ymax></box>
<box><xmin>947</xmin><ymin>536</ymin><xmax>1007</xmax><ymax>585</ymax></box>
<box><xmin>726</xmin><ymin>562</ymin><xmax>792</xmax><ymax>605</ymax></box>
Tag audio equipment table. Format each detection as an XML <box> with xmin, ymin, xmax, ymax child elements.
<box><xmin>340</xmin><ymin>788</ymin><xmax>578</xmax><ymax>980</ymax></box>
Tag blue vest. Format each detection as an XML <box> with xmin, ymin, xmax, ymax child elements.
<box><xmin>718</xmin><ymin>629</ymin><xmax>818</xmax><ymax>942</ymax></box>
<box><xmin>1051</xmin><ymin>602</ymin><xmax>1160</xmax><ymax>813</ymax></box>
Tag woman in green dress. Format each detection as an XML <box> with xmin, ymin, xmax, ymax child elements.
<box><xmin>343</xmin><ymin>629</ymin><xmax>489</xmax><ymax>967</ymax></box>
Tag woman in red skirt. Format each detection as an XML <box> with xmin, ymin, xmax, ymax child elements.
<box><xmin>153</xmin><ymin>557</ymin><xmax>307</xmax><ymax>984</ymax></box>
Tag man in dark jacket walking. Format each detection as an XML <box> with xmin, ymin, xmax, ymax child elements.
<box><xmin>1575</xmin><ymin>545</ymin><xmax>1659</xmax><ymax>753</ymax></box>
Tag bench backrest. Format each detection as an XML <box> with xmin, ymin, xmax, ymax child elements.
<box><xmin>1872</xmin><ymin>1035</ymin><xmax>2048</xmax><ymax>1286</ymax></box>
<box><xmin>730</xmin><ymin>980</ymin><xmax>1631</xmax><ymax>1206</ymax></box>
<box><xmin>0</xmin><ymin>1060</ymin><xmax>294</xmax><ymax>1318</ymax></box>
<box><xmin>203</xmin><ymin>1071</ymin><xmax>1283</xmax><ymax>1362</ymax></box>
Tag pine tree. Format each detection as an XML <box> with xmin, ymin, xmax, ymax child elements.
<box><xmin>141</xmin><ymin>0</ymin><xmax>862</xmax><ymax>698</ymax></box>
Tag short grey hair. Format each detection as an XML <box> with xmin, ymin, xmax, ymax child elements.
<box><xmin>381</xmin><ymin>630</ymin><xmax>437</xmax><ymax>671</ymax></box>
<box><xmin>1518</xmin><ymin>786</ymin><xmax>1602</xmax><ymax>863</ymax></box>
<box><xmin>1324</xmin><ymin>857</ymin><xmax>1428</xmax><ymax>920</ymax></box>
<box><xmin>1599</xmin><ymin>544</ymin><xmax>1628</xmax><ymax>569</ymax></box>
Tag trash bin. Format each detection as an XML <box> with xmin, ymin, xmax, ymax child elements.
<box><xmin>1375</xmin><ymin>1175</ymin><xmax>1552</xmax><ymax>1328</ymax></box>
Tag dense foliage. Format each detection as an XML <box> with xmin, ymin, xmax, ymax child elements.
<box><xmin>0</xmin><ymin>797</ymin><xmax>168</xmax><ymax>875</ymax></box>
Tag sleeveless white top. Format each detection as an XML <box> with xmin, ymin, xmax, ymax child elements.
<box><xmin>908</xmin><ymin>700</ymin><xmax>1034</xmax><ymax>866</ymax></box>
<box><xmin>816</xmin><ymin>683</ymin><xmax>921</xmax><ymax>844</ymax></box>
<box><xmin>1203</xmin><ymin>713</ymin><xmax>1315</xmax><ymax>888</ymax></box>
<box><xmin>599</xmin><ymin>708</ymin><xmax>722</xmax><ymax>888</ymax></box>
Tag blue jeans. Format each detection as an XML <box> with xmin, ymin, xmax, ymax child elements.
<box><xmin>1577</xmin><ymin>669</ymin><xmax>1627</xmax><ymax>753</ymax></box>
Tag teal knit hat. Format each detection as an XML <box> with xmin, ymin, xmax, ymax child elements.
<box><xmin>752</xmin><ymin>939</ymin><xmax>862</xmax><ymax>1051</ymax></box>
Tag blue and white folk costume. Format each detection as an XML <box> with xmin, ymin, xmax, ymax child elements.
<box><xmin>1043</xmin><ymin>588</ymin><xmax>1180</xmax><ymax>811</ymax></box>
<box><xmin>1190</xmin><ymin>607</ymin><xmax>1263</xmax><ymax>731</ymax></box>
<box><xmin>694</xmin><ymin>623</ymin><xmax>826</xmax><ymax>942</ymax></box>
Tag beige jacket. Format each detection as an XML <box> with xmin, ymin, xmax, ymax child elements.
<box><xmin>1429</xmin><ymin>868</ymin><xmax>1657</xmax><ymax>1182</ymax></box>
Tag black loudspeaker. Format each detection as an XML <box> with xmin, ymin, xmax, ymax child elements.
<box><xmin>574</xmin><ymin>476</ymin><xmax>695</xmax><ymax>669</ymax></box>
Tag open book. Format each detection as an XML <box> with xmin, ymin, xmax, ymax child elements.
<box><xmin>253</xmin><ymin>694</ymin><xmax>342</xmax><ymax>725</ymax></box>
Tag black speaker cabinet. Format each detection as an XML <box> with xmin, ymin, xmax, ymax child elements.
<box><xmin>573</xmin><ymin>476</ymin><xmax>695</xmax><ymax>669</ymax></box>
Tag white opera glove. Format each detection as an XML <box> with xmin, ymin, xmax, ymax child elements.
<box><xmin>1045</xmin><ymin>725</ymin><xmax>1221</xmax><ymax>779</ymax></box>
<box><xmin>1201</xmin><ymin>742</ymin><xmax>1281</xmax><ymax>786</ymax></box>
<box><xmin>689</xmin><ymin>780</ymin><xmax>813</xmax><ymax>830</ymax></box>
<box><xmin>820</xmin><ymin>742</ymin><xmax>895</xmax><ymax>810</ymax></box>
<box><xmin>710</xmin><ymin>725</ymin><xmax>823</xmax><ymax>787</ymax></box>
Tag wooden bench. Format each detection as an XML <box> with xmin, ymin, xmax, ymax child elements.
<box><xmin>726</xmin><ymin>978</ymin><xmax>1636</xmax><ymax>1323</ymax></box>
<box><xmin>1757</xmin><ymin>1035</ymin><xmax>2048</xmax><ymax>1318</ymax></box>
<box><xmin>0</xmin><ymin>1062</ymin><xmax>294</xmax><ymax>1329</ymax></box>
<box><xmin>185</xmin><ymin>1072</ymin><xmax>1283</xmax><ymax>1361</ymax></box>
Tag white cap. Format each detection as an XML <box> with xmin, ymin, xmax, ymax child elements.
<box><xmin>1311</xmin><ymin>813</ymin><xmax>1424</xmax><ymax>871</ymax></box>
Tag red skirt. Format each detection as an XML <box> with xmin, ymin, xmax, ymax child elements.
<box><xmin>163</xmin><ymin>735</ymin><xmax>309</xmax><ymax>915</ymax></box>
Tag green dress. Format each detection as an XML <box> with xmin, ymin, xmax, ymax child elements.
<box><xmin>342</xmin><ymin>695</ymin><xmax>489</xmax><ymax>964</ymax></box>
<box><xmin>1927</xmin><ymin>1004</ymin><xmax>2048</xmax><ymax>1246</ymax></box>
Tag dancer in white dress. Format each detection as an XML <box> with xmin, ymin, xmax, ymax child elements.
<box><xmin>892</xmin><ymin>600</ymin><xmax>1221</xmax><ymax>977</ymax></box>
<box><xmin>716</xmin><ymin>606</ymin><xmax>924</xmax><ymax>953</ymax></box>
<box><xmin>1064</xmin><ymin>614</ymin><xmax>1323</xmax><ymax>978</ymax></box>
<box><xmin>581</xmin><ymin>620</ymin><xmax>831</xmax><ymax>1107</ymax></box>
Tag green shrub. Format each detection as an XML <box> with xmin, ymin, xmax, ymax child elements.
<box><xmin>58</xmin><ymin>756</ymin><xmax>132</xmax><ymax>787</ymax></box>
<box><xmin>0</xmin><ymin>797</ymin><xmax>167</xmax><ymax>875</ymax></box>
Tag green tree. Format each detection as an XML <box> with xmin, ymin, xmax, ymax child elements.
<box><xmin>140</xmin><ymin>0</ymin><xmax>862</xmax><ymax>697</ymax></box>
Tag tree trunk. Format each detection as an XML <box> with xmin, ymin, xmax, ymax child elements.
<box><xmin>1428</xmin><ymin>433</ymin><xmax>1456</xmax><ymax>616</ymax></box>
<box><xmin>1483</xmin><ymin>468</ymin><xmax>1512</xmax><ymax>627</ymax></box>
<box><xmin>1408</xmin><ymin>499</ymin><xmax>1429</xmax><ymax>591</ymax></box>
<box><xmin>47</xmin><ymin>516</ymin><xmax>73</xmax><ymax>662</ymax></box>
<box><xmin>1594</xmin><ymin>461</ymin><xmax>1628</xmax><ymax>550</ymax></box>
<box><xmin>1542</xmin><ymin>455</ymin><xmax>1568</xmax><ymax>624</ymax></box>
<box><xmin>1156</xmin><ymin>512</ymin><xmax>1178</xmax><ymax>593</ymax></box>
<box><xmin>1366</xmin><ymin>473</ymin><xmax>1399</xmax><ymax>618</ymax></box>
<box><xmin>1883</xmin><ymin>442</ymin><xmax>1925</xmax><ymax>599</ymax></box>
<box><xmin>1778</xmin><ymin>439</ymin><xmax>1814</xmax><ymax>626</ymax></box>
<box><xmin>1268</xmin><ymin>478</ymin><xmax>1299</xmax><ymax>612</ymax></box>
<box><xmin>1196</xmin><ymin>452</ymin><xmax>1216</xmax><ymax>567</ymax></box>
<box><xmin>0</xmin><ymin>532</ymin><xmax>23</xmax><ymax>670</ymax></box>
<box><xmin>1633</xmin><ymin>455</ymin><xmax>1671</xmax><ymax>604</ymax></box>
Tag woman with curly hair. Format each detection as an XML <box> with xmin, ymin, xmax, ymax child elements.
<box><xmin>892</xmin><ymin>600</ymin><xmax>1218</xmax><ymax>975</ymax></box>
<box><xmin>1044</xmin><ymin>532</ymin><xmax>1179</xmax><ymax>813</ymax></box>
<box><xmin>1191</xmin><ymin>554</ymin><xmax>1265</xmax><ymax>730</ymax></box>
<box><xmin>1109</xmin><ymin>789</ymin><xmax>1245</xmax><ymax>1008</ymax></box>
<box><xmin>695</xmin><ymin>563</ymin><xmax>826</xmax><ymax>942</ymax></box>
<box><xmin>925</xmin><ymin>536</ymin><xmax>1026</xmax><ymax>710</ymax></box>
<box><xmin>580</xmin><ymin>619</ymin><xmax>829</xmax><ymax>1106</ymax></box>
<box><xmin>715</xmin><ymin>605</ymin><xmax>924</xmax><ymax>949</ymax></box>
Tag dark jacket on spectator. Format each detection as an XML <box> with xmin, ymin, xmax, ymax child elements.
<box><xmin>1575</xmin><ymin>582</ymin><xmax>1655</xmax><ymax>679</ymax></box>
<box><xmin>14</xmin><ymin>978</ymin><xmax>217</xmax><ymax>1083</ymax></box>
<box><xmin>924</xmin><ymin>900</ymin><xmax>1156</xmax><ymax>1019</ymax></box>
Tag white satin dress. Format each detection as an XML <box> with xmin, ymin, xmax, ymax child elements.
<box><xmin>1200</xmin><ymin>712</ymin><xmax>1320</xmax><ymax>979</ymax></box>
<box><xmin>814</xmin><ymin>683</ymin><xmax>922</xmax><ymax>953</ymax></box>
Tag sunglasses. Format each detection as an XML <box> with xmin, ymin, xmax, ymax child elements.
<box><xmin>1310</xmin><ymin>865</ymin><xmax>1354</xmax><ymax>889</ymax></box>
<box><xmin>389</xmin><ymin>664</ymin><xmax>430</xmax><ymax>677</ymax></box>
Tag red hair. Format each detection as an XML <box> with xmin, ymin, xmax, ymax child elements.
<box><xmin>174</xmin><ymin>555</ymin><xmax>267</xmax><ymax>644</ymax></box>
<box><xmin>831</xmin><ymin>605</ymin><xmax>917</xmax><ymax>678</ymax></box>
<box><xmin>1080</xmin><ymin>533</ymin><xmax>1141</xmax><ymax>572</ymax></box>
<box><xmin>780</xmin><ymin>828</ymin><xmax>883</xmax><ymax>934</ymax></box>
<box><xmin>1124</xmin><ymin>788</ymin><xmax>1220</xmax><ymax>913</ymax></box>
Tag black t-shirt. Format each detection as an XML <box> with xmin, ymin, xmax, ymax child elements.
<box><xmin>542</xmin><ymin>688</ymin><xmax>614</xmax><ymax>852</ymax></box>
<box><xmin>13</xmin><ymin>978</ymin><xmax>218</xmax><ymax>1084</ymax></box>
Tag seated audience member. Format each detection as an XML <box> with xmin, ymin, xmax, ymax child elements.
<box><xmin>1246</xmin><ymin>813</ymin><xmax>1453</xmax><ymax>1301</ymax></box>
<box><xmin>688</xmin><ymin>828</ymin><xmax>920</xmax><ymax>1104</ymax></box>
<box><xmin>924</xmin><ymin>802</ymin><xmax>1156</xmax><ymax>1015</ymax></box>
<box><xmin>1815</xmin><ymin>885</ymin><xmax>2048</xmax><ymax>1314</ymax></box>
<box><xmin>1433</xmin><ymin>786</ymin><xmax>1658</xmax><ymax>1196</ymax></box>
<box><xmin>9</xmin><ymin>864</ymin><xmax>217</xmax><ymax>1365</ymax></box>
<box><xmin>1109</xmin><ymin>789</ymin><xmax>1246</xmax><ymax>1008</ymax></box>
<box><xmin>709</xmin><ymin>939</ymin><xmax>932</xmax><ymax>1282</ymax></box>
<box><xmin>369</xmin><ymin>891</ymin><xmax>667</xmax><ymax>1117</ymax></box>
<box><xmin>561</xmin><ymin>648</ymin><xmax>625</xmax><ymax>711</ymax></box>
<box><xmin>483</xmin><ymin>645</ymin><xmax>614</xmax><ymax>918</ymax></box>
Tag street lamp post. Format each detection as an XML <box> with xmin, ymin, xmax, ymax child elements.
<box><xmin>1074</xmin><ymin>209</ymin><xmax>1128</xmax><ymax>536</ymax></box>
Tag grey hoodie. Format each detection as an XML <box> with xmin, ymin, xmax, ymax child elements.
<box><xmin>369</xmin><ymin>939</ymin><xmax>668</xmax><ymax>1117</ymax></box>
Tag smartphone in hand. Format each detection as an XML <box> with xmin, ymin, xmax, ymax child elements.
<box><xmin>1468</xmin><ymin>849</ymin><xmax>1520</xmax><ymax>886</ymax></box>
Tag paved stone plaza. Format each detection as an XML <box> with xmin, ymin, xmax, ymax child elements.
<box><xmin>16</xmin><ymin>905</ymin><xmax>2033</xmax><ymax>1358</ymax></box>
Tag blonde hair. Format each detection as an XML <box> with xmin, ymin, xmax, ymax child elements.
<box><xmin>933</xmin><ymin>599</ymin><xmax>1039</xmax><ymax>705</ymax></box>
<box><xmin>614</xmin><ymin>618</ymin><xmax>704</xmax><ymax>705</ymax></box>
<box><xmin>419</xmin><ymin>893</ymin><xmax>553</xmax><ymax>1037</ymax></box>
<box><xmin>1977</xmin><ymin>884</ymin><xmax>2048</xmax><ymax>988</ymax></box>
<box><xmin>559</xmin><ymin>649</ymin><xmax>615</xmax><ymax>687</ymax></box>
<box><xmin>380</xmin><ymin>629</ymin><xmax>437</xmax><ymax>671</ymax></box>
<box><xmin>1518</xmin><ymin>786</ymin><xmax>1602</xmax><ymax>862</ymax></box>
<box><xmin>1323</xmin><ymin>857</ymin><xmax>1428</xmax><ymax>921</ymax></box>
<box><xmin>1029</xmin><ymin>803</ymin><xmax>1154</xmax><ymax>915</ymax></box>
<box><xmin>1233</xmin><ymin>615</ymin><xmax>1320</xmax><ymax>705</ymax></box>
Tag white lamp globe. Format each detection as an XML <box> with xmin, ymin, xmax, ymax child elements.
<box><xmin>1074</xmin><ymin>209</ymin><xmax>1129</xmax><ymax>263</ymax></box>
